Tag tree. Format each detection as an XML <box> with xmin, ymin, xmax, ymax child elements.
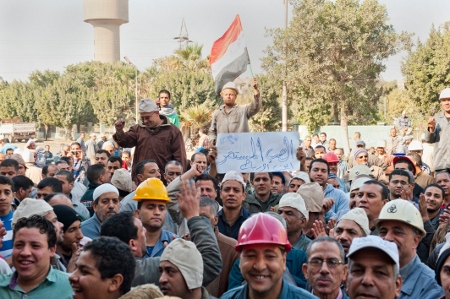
<box><xmin>402</xmin><ymin>22</ymin><xmax>450</xmax><ymax>115</ymax></box>
<box><xmin>262</xmin><ymin>0</ymin><xmax>409</xmax><ymax>153</ymax></box>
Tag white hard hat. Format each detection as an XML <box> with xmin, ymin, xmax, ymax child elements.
<box><xmin>408</xmin><ymin>140</ymin><xmax>423</xmax><ymax>151</ymax></box>
<box><xmin>375</xmin><ymin>199</ymin><xmax>426</xmax><ymax>237</ymax></box>
<box><xmin>439</xmin><ymin>88</ymin><xmax>450</xmax><ymax>99</ymax></box>
<box><xmin>221</xmin><ymin>82</ymin><xmax>239</xmax><ymax>95</ymax></box>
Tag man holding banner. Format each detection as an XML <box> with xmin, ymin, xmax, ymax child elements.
<box><xmin>208</xmin><ymin>79</ymin><xmax>261</xmax><ymax>144</ymax></box>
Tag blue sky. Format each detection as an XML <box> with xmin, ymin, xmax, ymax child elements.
<box><xmin>0</xmin><ymin>0</ymin><xmax>449</xmax><ymax>82</ymax></box>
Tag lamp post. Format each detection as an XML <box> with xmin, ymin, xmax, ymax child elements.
<box><xmin>124</xmin><ymin>56</ymin><xmax>138</xmax><ymax>123</ymax></box>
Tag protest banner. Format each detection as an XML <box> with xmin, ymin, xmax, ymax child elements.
<box><xmin>216</xmin><ymin>132</ymin><xmax>300</xmax><ymax>173</ymax></box>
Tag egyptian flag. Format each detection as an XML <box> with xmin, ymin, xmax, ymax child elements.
<box><xmin>210</xmin><ymin>15</ymin><xmax>251</xmax><ymax>95</ymax></box>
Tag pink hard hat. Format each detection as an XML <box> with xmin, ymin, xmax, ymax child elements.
<box><xmin>323</xmin><ymin>152</ymin><xmax>339</xmax><ymax>163</ymax></box>
<box><xmin>235</xmin><ymin>213</ymin><xmax>292</xmax><ymax>253</ymax></box>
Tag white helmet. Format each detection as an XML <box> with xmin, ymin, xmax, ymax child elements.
<box><xmin>375</xmin><ymin>199</ymin><xmax>426</xmax><ymax>237</ymax></box>
<box><xmin>408</xmin><ymin>140</ymin><xmax>423</xmax><ymax>151</ymax></box>
<box><xmin>439</xmin><ymin>88</ymin><xmax>450</xmax><ymax>99</ymax></box>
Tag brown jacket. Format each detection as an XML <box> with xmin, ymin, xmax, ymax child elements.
<box><xmin>206</xmin><ymin>227</ymin><xmax>239</xmax><ymax>297</ymax></box>
<box><xmin>113</xmin><ymin>115</ymin><xmax>186</xmax><ymax>182</ymax></box>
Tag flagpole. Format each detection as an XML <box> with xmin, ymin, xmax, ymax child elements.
<box><xmin>248</xmin><ymin>64</ymin><xmax>254</xmax><ymax>77</ymax></box>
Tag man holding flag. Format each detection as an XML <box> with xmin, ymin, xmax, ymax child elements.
<box><xmin>208</xmin><ymin>15</ymin><xmax>262</xmax><ymax>144</ymax></box>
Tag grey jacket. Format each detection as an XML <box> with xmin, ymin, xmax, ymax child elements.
<box><xmin>425</xmin><ymin>110</ymin><xmax>450</xmax><ymax>170</ymax></box>
<box><xmin>131</xmin><ymin>216</ymin><xmax>222</xmax><ymax>287</ymax></box>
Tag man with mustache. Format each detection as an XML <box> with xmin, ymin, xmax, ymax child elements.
<box><xmin>333</xmin><ymin>208</ymin><xmax>370</xmax><ymax>255</ymax></box>
<box><xmin>303</xmin><ymin>237</ymin><xmax>348</xmax><ymax>299</ymax></box>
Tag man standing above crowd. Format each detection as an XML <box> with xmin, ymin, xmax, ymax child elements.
<box><xmin>158</xmin><ymin>89</ymin><xmax>180</xmax><ymax>128</ymax></box>
<box><xmin>208</xmin><ymin>78</ymin><xmax>261</xmax><ymax>144</ymax></box>
<box><xmin>114</xmin><ymin>98</ymin><xmax>186</xmax><ymax>182</ymax></box>
<box><xmin>385</xmin><ymin>127</ymin><xmax>401</xmax><ymax>155</ymax></box>
<box><xmin>398</xmin><ymin>110</ymin><xmax>412</xmax><ymax>136</ymax></box>
<box><xmin>427</xmin><ymin>88</ymin><xmax>450</xmax><ymax>172</ymax></box>
<box><xmin>85</xmin><ymin>133</ymin><xmax>98</xmax><ymax>163</ymax></box>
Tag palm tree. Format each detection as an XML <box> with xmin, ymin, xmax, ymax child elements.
<box><xmin>179</xmin><ymin>102</ymin><xmax>215</xmax><ymax>143</ymax></box>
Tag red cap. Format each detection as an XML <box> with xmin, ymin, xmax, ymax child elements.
<box><xmin>235</xmin><ymin>213</ymin><xmax>292</xmax><ymax>253</ymax></box>
<box><xmin>323</xmin><ymin>152</ymin><xmax>339</xmax><ymax>163</ymax></box>
<box><xmin>393</xmin><ymin>156</ymin><xmax>416</xmax><ymax>175</ymax></box>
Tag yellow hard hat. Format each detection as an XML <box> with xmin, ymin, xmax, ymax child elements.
<box><xmin>132</xmin><ymin>178</ymin><xmax>170</xmax><ymax>202</ymax></box>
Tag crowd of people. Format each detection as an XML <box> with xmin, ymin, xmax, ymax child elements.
<box><xmin>0</xmin><ymin>81</ymin><xmax>448</xmax><ymax>299</ymax></box>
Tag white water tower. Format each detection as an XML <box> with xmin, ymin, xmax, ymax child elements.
<box><xmin>84</xmin><ymin>0</ymin><xmax>129</xmax><ymax>62</ymax></box>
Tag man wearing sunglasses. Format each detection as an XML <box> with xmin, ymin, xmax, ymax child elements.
<box><xmin>353</xmin><ymin>148</ymin><xmax>387</xmax><ymax>184</ymax></box>
<box><xmin>113</xmin><ymin>98</ymin><xmax>186</xmax><ymax>184</ymax></box>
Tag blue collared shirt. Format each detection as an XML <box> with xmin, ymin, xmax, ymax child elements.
<box><xmin>144</xmin><ymin>230</ymin><xmax>177</xmax><ymax>258</ymax></box>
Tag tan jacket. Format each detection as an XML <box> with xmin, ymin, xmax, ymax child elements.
<box><xmin>208</xmin><ymin>95</ymin><xmax>262</xmax><ymax>143</ymax></box>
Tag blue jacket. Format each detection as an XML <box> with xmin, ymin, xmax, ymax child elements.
<box><xmin>228</xmin><ymin>248</ymin><xmax>308</xmax><ymax>290</ymax></box>
<box><xmin>324</xmin><ymin>183</ymin><xmax>349</xmax><ymax>220</ymax></box>
<box><xmin>399</xmin><ymin>255</ymin><xmax>443</xmax><ymax>299</ymax></box>
<box><xmin>81</xmin><ymin>213</ymin><xmax>101</xmax><ymax>240</ymax></box>
<box><xmin>221</xmin><ymin>279</ymin><xmax>318</xmax><ymax>299</ymax></box>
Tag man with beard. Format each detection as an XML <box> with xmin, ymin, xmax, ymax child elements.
<box><xmin>81</xmin><ymin>183</ymin><xmax>120</xmax><ymax>239</ymax></box>
<box><xmin>423</xmin><ymin>183</ymin><xmax>445</xmax><ymax>230</ymax></box>
<box><xmin>134</xmin><ymin>178</ymin><xmax>176</xmax><ymax>258</ymax></box>
<box><xmin>309</xmin><ymin>159</ymin><xmax>349</xmax><ymax>220</ymax></box>
<box><xmin>53</xmin><ymin>205</ymin><xmax>83</xmax><ymax>269</ymax></box>
<box><xmin>303</xmin><ymin>237</ymin><xmax>348</xmax><ymax>299</ymax></box>
<box><xmin>436</xmin><ymin>171</ymin><xmax>450</xmax><ymax>207</ymax></box>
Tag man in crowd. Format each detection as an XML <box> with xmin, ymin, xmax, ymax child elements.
<box><xmin>220</xmin><ymin>213</ymin><xmax>316</xmax><ymax>298</ymax></box>
<box><xmin>302</xmin><ymin>135</ymin><xmax>315</xmax><ymax>157</ymax></box>
<box><xmin>436</xmin><ymin>171</ymin><xmax>450</xmax><ymax>207</ymax></box>
<box><xmin>0</xmin><ymin>215</ymin><xmax>72</xmax><ymax>298</ymax></box>
<box><xmin>97</xmin><ymin>134</ymin><xmax>107</xmax><ymax>150</ymax></box>
<box><xmin>134</xmin><ymin>178</ymin><xmax>176</xmax><ymax>257</ymax></box>
<box><xmin>80</xmin><ymin>164</ymin><xmax>110</xmax><ymax>216</ymax></box>
<box><xmin>424</xmin><ymin>183</ymin><xmax>445</xmax><ymax>230</ymax></box>
<box><xmin>287</xmin><ymin>171</ymin><xmax>310</xmax><ymax>193</ymax></box>
<box><xmin>190</xmin><ymin>152</ymin><xmax>208</xmax><ymax>173</ymax></box>
<box><xmin>36</xmin><ymin>177</ymin><xmax>62</xmax><ymax>199</ymax></box>
<box><xmin>85</xmin><ymin>133</ymin><xmax>99</xmax><ymax>162</ymax></box>
<box><xmin>244</xmin><ymin>172</ymin><xmax>282</xmax><ymax>213</ymax></box>
<box><xmin>314</xmin><ymin>145</ymin><xmax>327</xmax><ymax>159</ymax></box>
<box><xmin>355</xmin><ymin>180</ymin><xmax>389</xmax><ymax>233</ymax></box>
<box><xmin>159</xmin><ymin>238</ymin><xmax>214</xmax><ymax>298</ymax></box>
<box><xmin>0</xmin><ymin>176</ymin><xmax>14</xmax><ymax>257</ymax></box>
<box><xmin>95</xmin><ymin>149</ymin><xmax>110</xmax><ymax>166</ymax></box>
<box><xmin>208</xmin><ymin>79</ymin><xmax>261</xmax><ymax>144</ymax></box>
<box><xmin>435</xmin><ymin>246</ymin><xmax>450</xmax><ymax>299</ymax></box>
<box><xmin>426</xmin><ymin>88</ymin><xmax>450</xmax><ymax>172</ymax></box>
<box><xmin>54</xmin><ymin>169</ymin><xmax>90</xmax><ymax>220</ymax></box>
<box><xmin>42</xmin><ymin>164</ymin><xmax>59</xmax><ymax>179</ymax></box>
<box><xmin>114</xmin><ymin>98</ymin><xmax>186</xmax><ymax>182</ymax></box>
<box><xmin>346</xmin><ymin>235</ymin><xmax>402</xmax><ymax>299</ymax></box>
<box><xmin>76</xmin><ymin>132</ymin><xmax>86</xmax><ymax>152</ymax></box>
<box><xmin>318</xmin><ymin>132</ymin><xmax>328</xmax><ymax>148</ymax></box>
<box><xmin>200</xmin><ymin>196</ymin><xmax>239</xmax><ymax>297</ymax></box>
<box><xmin>158</xmin><ymin>89</ymin><xmax>180</xmax><ymax>128</ymax></box>
<box><xmin>122</xmin><ymin>150</ymin><xmax>132</xmax><ymax>170</ymax></box>
<box><xmin>11</xmin><ymin>175</ymin><xmax>33</xmax><ymax>208</ymax></box>
<box><xmin>375</xmin><ymin>140</ymin><xmax>394</xmax><ymax>175</ymax></box>
<box><xmin>0</xmin><ymin>159</ymin><xmax>18</xmax><ymax>179</ymax></box>
<box><xmin>81</xmin><ymin>183</ymin><xmax>120</xmax><ymax>239</ymax></box>
<box><xmin>106</xmin><ymin>156</ymin><xmax>122</xmax><ymax>181</ymax></box>
<box><xmin>385</xmin><ymin>127</ymin><xmax>401</xmax><ymax>155</ymax></box>
<box><xmin>53</xmin><ymin>205</ymin><xmax>83</xmax><ymax>269</ymax></box>
<box><xmin>408</xmin><ymin>152</ymin><xmax>434</xmax><ymax>189</ymax></box>
<box><xmin>278</xmin><ymin>192</ymin><xmax>311</xmax><ymax>251</ymax></box>
<box><xmin>271</xmin><ymin>171</ymin><xmax>286</xmax><ymax>195</ymax></box>
<box><xmin>69</xmin><ymin>236</ymin><xmax>136</xmax><ymax>299</ymax></box>
<box><xmin>217</xmin><ymin>171</ymin><xmax>250</xmax><ymax>240</ymax></box>
<box><xmin>163</xmin><ymin>160</ymin><xmax>183</xmax><ymax>185</ymax></box>
<box><xmin>398</xmin><ymin>110</ymin><xmax>412</xmax><ymax>136</ymax></box>
<box><xmin>376</xmin><ymin>199</ymin><xmax>443</xmax><ymax>298</ymax></box>
<box><xmin>334</xmin><ymin>208</ymin><xmax>370</xmax><ymax>254</ymax></box>
<box><xmin>309</xmin><ymin>158</ymin><xmax>349</xmax><ymax>220</ymax></box>
<box><xmin>302</xmin><ymin>237</ymin><xmax>348</xmax><ymax>299</ymax></box>
<box><xmin>388</xmin><ymin>169</ymin><xmax>416</xmax><ymax>203</ymax></box>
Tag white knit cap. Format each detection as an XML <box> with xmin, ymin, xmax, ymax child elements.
<box><xmin>289</xmin><ymin>171</ymin><xmax>311</xmax><ymax>185</ymax></box>
<box><xmin>12</xmin><ymin>198</ymin><xmax>53</xmax><ymax>226</ymax></box>
<box><xmin>279</xmin><ymin>193</ymin><xmax>309</xmax><ymax>221</ymax></box>
<box><xmin>160</xmin><ymin>238</ymin><xmax>203</xmax><ymax>290</ymax></box>
<box><xmin>339</xmin><ymin>208</ymin><xmax>371</xmax><ymax>236</ymax></box>
<box><xmin>222</xmin><ymin>171</ymin><xmax>246</xmax><ymax>189</ymax></box>
<box><xmin>93</xmin><ymin>184</ymin><xmax>119</xmax><ymax>202</ymax></box>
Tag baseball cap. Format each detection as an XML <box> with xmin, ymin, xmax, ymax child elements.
<box><xmin>279</xmin><ymin>193</ymin><xmax>309</xmax><ymax>221</ymax></box>
<box><xmin>439</xmin><ymin>88</ymin><xmax>450</xmax><ymax>100</ymax></box>
<box><xmin>222</xmin><ymin>171</ymin><xmax>246</xmax><ymax>189</ymax></box>
<box><xmin>339</xmin><ymin>208</ymin><xmax>370</xmax><ymax>235</ymax></box>
<box><xmin>347</xmin><ymin>235</ymin><xmax>400</xmax><ymax>269</ymax></box>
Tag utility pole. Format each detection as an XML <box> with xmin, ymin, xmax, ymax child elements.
<box><xmin>173</xmin><ymin>19</ymin><xmax>193</xmax><ymax>49</ymax></box>
<box><xmin>281</xmin><ymin>0</ymin><xmax>288</xmax><ymax>132</ymax></box>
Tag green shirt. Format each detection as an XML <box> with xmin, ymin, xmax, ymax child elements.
<box><xmin>0</xmin><ymin>266</ymin><xmax>72</xmax><ymax>299</ymax></box>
